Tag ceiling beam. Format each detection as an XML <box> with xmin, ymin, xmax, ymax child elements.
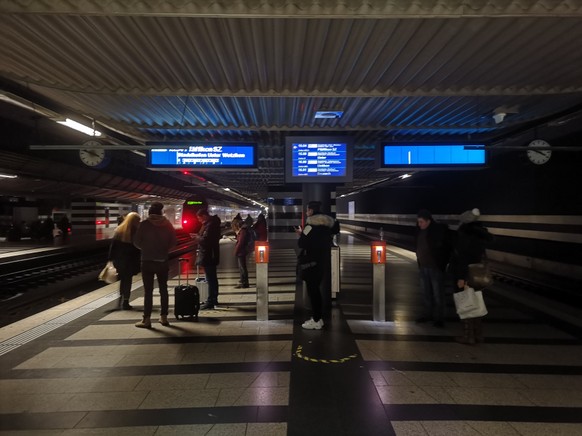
<box><xmin>3</xmin><ymin>0</ymin><xmax>582</xmax><ymax>18</ymax></box>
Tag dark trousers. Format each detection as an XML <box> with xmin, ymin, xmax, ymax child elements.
<box><xmin>237</xmin><ymin>255</ymin><xmax>249</xmax><ymax>285</ymax></box>
<box><xmin>204</xmin><ymin>263</ymin><xmax>219</xmax><ymax>305</ymax></box>
<box><xmin>141</xmin><ymin>260</ymin><xmax>169</xmax><ymax>318</ymax></box>
<box><xmin>118</xmin><ymin>271</ymin><xmax>132</xmax><ymax>303</ymax></box>
<box><xmin>305</xmin><ymin>277</ymin><xmax>323</xmax><ymax>322</ymax></box>
<box><xmin>419</xmin><ymin>267</ymin><xmax>445</xmax><ymax>322</ymax></box>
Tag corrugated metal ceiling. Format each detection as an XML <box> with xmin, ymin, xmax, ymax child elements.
<box><xmin>1</xmin><ymin>0</ymin><xmax>582</xmax><ymax>202</ymax></box>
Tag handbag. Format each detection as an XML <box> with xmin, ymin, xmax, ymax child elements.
<box><xmin>454</xmin><ymin>286</ymin><xmax>488</xmax><ymax>319</ymax></box>
<box><xmin>467</xmin><ymin>262</ymin><xmax>493</xmax><ymax>289</ymax></box>
<box><xmin>98</xmin><ymin>261</ymin><xmax>118</xmax><ymax>284</ymax></box>
<box><xmin>297</xmin><ymin>249</ymin><xmax>318</xmax><ymax>281</ymax></box>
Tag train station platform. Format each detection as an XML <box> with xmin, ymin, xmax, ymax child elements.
<box><xmin>1</xmin><ymin>232</ymin><xmax>582</xmax><ymax>435</ymax></box>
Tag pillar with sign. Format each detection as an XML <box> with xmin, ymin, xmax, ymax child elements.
<box><xmin>371</xmin><ymin>240</ymin><xmax>386</xmax><ymax>322</ymax></box>
<box><xmin>255</xmin><ymin>241</ymin><xmax>269</xmax><ymax>321</ymax></box>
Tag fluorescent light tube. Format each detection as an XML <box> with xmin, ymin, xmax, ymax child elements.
<box><xmin>56</xmin><ymin>118</ymin><xmax>102</xmax><ymax>136</ymax></box>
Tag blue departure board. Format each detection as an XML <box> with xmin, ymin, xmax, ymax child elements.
<box><xmin>285</xmin><ymin>137</ymin><xmax>353</xmax><ymax>183</ymax></box>
<box><xmin>148</xmin><ymin>144</ymin><xmax>256</xmax><ymax>169</ymax></box>
<box><xmin>380</xmin><ymin>144</ymin><xmax>486</xmax><ymax>167</ymax></box>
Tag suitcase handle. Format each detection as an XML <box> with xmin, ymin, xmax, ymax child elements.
<box><xmin>178</xmin><ymin>258</ymin><xmax>189</xmax><ymax>284</ymax></box>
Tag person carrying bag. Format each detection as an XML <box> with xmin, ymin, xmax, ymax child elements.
<box><xmin>448</xmin><ymin>208</ymin><xmax>493</xmax><ymax>344</ymax></box>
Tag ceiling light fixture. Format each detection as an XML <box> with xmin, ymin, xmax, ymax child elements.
<box><xmin>492</xmin><ymin>112</ymin><xmax>506</xmax><ymax>124</ymax></box>
<box><xmin>314</xmin><ymin>110</ymin><xmax>344</xmax><ymax>119</ymax></box>
<box><xmin>0</xmin><ymin>173</ymin><xmax>18</xmax><ymax>179</ymax></box>
<box><xmin>56</xmin><ymin>118</ymin><xmax>102</xmax><ymax>136</ymax></box>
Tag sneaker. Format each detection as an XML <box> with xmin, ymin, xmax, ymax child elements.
<box><xmin>200</xmin><ymin>302</ymin><xmax>215</xmax><ymax>310</ymax></box>
<box><xmin>302</xmin><ymin>318</ymin><xmax>324</xmax><ymax>330</ymax></box>
<box><xmin>159</xmin><ymin>315</ymin><xmax>170</xmax><ymax>326</ymax></box>
<box><xmin>235</xmin><ymin>284</ymin><xmax>250</xmax><ymax>289</ymax></box>
<box><xmin>135</xmin><ymin>318</ymin><xmax>151</xmax><ymax>329</ymax></box>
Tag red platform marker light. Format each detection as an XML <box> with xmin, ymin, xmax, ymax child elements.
<box><xmin>371</xmin><ymin>240</ymin><xmax>386</xmax><ymax>264</ymax></box>
<box><xmin>255</xmin><ymin>241</ymin><xmax>269</xmax><ymax>263</ymax></box>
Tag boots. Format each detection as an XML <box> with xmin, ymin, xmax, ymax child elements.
<box><xmin>474</xmin><ymin>317</ymin><xmax>484</xmax><ymax>343</ymax></box>
<box><xmin>122</xmin><ymin>300</ymin><xmax>132</xmax><ymax>310</ymax></box>
<box><xmin>455</xmin><ymin>319</ymin><xmax>476</xmax><ymax>345</ymax></box>
<box><xmin>159</xmin><ymin>315</ymin><xmax>170</xmax><ymax>326</ymax></box>
<box><xmin>135</xmin><ymin>316</ymin><xmax>151</xmax><ymax>329</ymax></box>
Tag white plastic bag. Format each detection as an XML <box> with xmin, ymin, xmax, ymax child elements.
<box><xmin>454</xmin><ymin>286</ymin><xmax>488</xmax><ymax>319</ymax></box>
<box><xmin>98</xmin><ymin>261</ymin><xmax>118</xmax><ymax>284</ymax></box>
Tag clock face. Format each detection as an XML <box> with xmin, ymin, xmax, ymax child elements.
<box><xmin>79</xmin><ymin>147</ymin><xmax>107</xmax><ymax>167</ymax></box>
<box><xmin>527</xmin><ymin>139</ymin><xmax>551</xmax><ymax>165</ymax></box>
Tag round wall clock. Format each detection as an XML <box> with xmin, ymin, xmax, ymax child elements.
<box><xmin>526</xmin><ymin>139</ymin><xmax>552</xmax><ymax>165</ymax></box>
<box><xmin>79</xmin><ymin>141</ymin><xmax>109</xmax><ymax>168</ymax></box>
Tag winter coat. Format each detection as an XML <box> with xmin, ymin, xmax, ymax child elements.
<box><xmin>133</xmin><ymin>215</ymin><xmax>177</xmax><ymax>262</ymax></box>
<box><xmin>109</xmin><ymin>235</ymin><xmax>141</xmax><ymax>276</ymax></box>
<box><xmin>254</xmin><ymin>215</ymin><xmax>268</xmax><ymax>241</ymax></box>
<box><xmin>298</xmin><ymin>213</ymin><xmax>338</xmax><ymax>282</ymax></box>
<box><xmin>449</xmin><ymin>222</ymin><xmax>493</xmax><ymax>280</ymax></box>
<box><xmin>234</xmin><ymin>223</ymin><xmax>252</xmax><ymax>257</ymax></box>
<box><xmin>197</xmin><ymin>215</ymin><xmax>221</xmax><ymax>266</ymax></box>
<box><xmin>415</xmin><ymin>220</ymin><xmax>453</xmax><ymax>271</ymax></box>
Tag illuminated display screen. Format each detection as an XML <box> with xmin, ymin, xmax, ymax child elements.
<box><xmin>148</xmin><ymin>144</ymin><xmax>256</xmax><ymax>169</ymax></box>
<box><xmin>285</xmin><ymin>137</ymin><xmax>353</xmax><ymax>183</ymax></box>
<box><xmin>381</xmin><ymin>144</ymin><xmax>486</xmax><ymax>167</ymax></box>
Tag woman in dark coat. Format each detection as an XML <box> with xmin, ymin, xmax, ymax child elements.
<box><xmin>254</xmin><ymin>213</ymin><xmax>268</xmax><ymax>241</ymax></box>
<box><xmin>297</xmin><ymin>201</ymin><xmax>339</xmax><ymax>330</ymax></box>
<box><xmin>449</xmin><ymin>208</ymin><xmax>493</xmax><ymax>344</ymax></box>
<box><xmin>108</xmin><ymin>212</ymin><xmax>141</xmax><ymax>309</ymax></box>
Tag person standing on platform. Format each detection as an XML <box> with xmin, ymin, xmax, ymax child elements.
<box><xmin>196</xmin><ymin>208</ymin><xmax>221</xmax><ymax>310</ymax></box>
<box><xmin>297</xmin><ymin>201</ymin><xmax>339</xmax><ymax>330</ymax></box>
<box><xmin>254</xmin><ymin>212</ymin><xmax>268</xmax><ymax>241</ymax></box>
<box><xmin>231</xmin><ymin>213</ymin><xmax>243</xmax><ymax>235</ymax></box>
<box><xmin>133</xmin><ymin>202</ymin><xmax>177</xmax><ymax>328</ymax></box>
<box><xmin>234</xmin><ymin>217</ymin><xmax>252</xmax><ymax>289</ymax></box>
<box><xmin>108</xmin><ymin>211</ymin><xmax>141</xmax><ymax>310</ymax></box>
<box><xmin>415</xmin><ymin>209</ymin><xmax>452</xmax><ymax>327</ymax></box>
<box><xmin>449</xmin><ymin>208</ymin><xmax>493</xmax><ymax>344</ymax></box>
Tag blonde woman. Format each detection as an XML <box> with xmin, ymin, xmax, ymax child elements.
<box><xmin>108</xmin><ymin>212</ymin><xmax>141</xmax><ymax>309</ymax></box>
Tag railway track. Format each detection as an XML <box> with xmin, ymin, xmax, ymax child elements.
<box><xmin>0</xmin><ymin>231</ymin><xmax>197</xmax><ymax>327</ymax></box>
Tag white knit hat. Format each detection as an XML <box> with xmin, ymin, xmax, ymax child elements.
<box><xmin>459</xmin><ymin>208</ymin><xmax>480</xmax><ymax>223</ymax></box>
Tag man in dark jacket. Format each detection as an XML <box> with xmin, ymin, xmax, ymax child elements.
<box><xmin>133</xmin><ymin>202</ymin><xmax>177</xmax><ymax>328</ymax></box>
<box><xmin>196</xmin><ymin>208</ymin><xmax>221</xmax><ymax>310</ymax></box>
<box><xmin>234</xmin><ymin>218</ymin><xmax>252</xmax><ymax>289</ymax></box>
<box><xmin>297</xmin><ymin>201</ymin><xmax>339</xmax><ymax>330</ymax></box>
<box><xmin>415</xmin><ymin>209</ymin><xmax>452</xmax><ymax>327</ymax></box>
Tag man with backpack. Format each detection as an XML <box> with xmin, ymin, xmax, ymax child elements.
<box><xmin>234</xmin><ymin>215</ymin><xmax>256</xmax><ymax>288</ymax></box>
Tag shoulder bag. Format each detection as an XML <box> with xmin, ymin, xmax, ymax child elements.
<box><xmin>467</xmin><ymin>261</ymin><xmax>493</xmax><ymax>289</ymax></box>
<box><xmin>98</xmin><ymin>261</ymin><xmax>118</xmax><ymax>284</ymax></box>
<box><xmin>453</xmin><ymin>285</ymin><xmax>488</xmax><ymax>319</ymax></box>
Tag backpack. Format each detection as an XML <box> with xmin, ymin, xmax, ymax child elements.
<box><xmin>246</xmin><ymin>226</ymin><xmax>257</xmax><ymax>254</ymax></box>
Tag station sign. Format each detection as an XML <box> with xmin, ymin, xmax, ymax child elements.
<box><xmin>147</xmin><ymin>144</ymin><xmax>257</xmax><ymax>170</ymax></box>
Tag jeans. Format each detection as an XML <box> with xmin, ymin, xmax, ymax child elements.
<box><xmin>141</xmin><ymin>260</ymin><xmax>169</xmax><ymax>318</ymax></box>
<box><xmin>118</xmin><ymin>271</ymin><xmax>132</xmax><ymax>303</ymax></box>
<box><xmin>204</xmin><ymin>263</ymin><xmax>219</xmax><ymax>305</ymax></box>
<box><xmin>419</xmin><ymin>267</ymin><xmax>445</xmax><ymax>323</ymax></box>
<box><xmin>305</xmin><ymin>278</ymin><xmax>323</xmax><ymax>322</ymax></box>
<box><xmin>237</xmin><ymin>255</ymin><xmax>249</xmax><ymax>285</ymax></box>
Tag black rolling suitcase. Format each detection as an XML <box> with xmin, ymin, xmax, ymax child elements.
<box><xmin>174</xmin><ymin>258</ymin><xmax>200</xmax><ymax>320</ymax></box>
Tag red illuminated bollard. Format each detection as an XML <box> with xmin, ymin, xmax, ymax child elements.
<box><xmin>371</xmin><ymin>241</ymin><xmax>386</xmax><ymax>321</ymax></box>
<box><xmin>255</xmin><ymin>241</ymin><xmax>269</xmax><ymax>321</ymax></box>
